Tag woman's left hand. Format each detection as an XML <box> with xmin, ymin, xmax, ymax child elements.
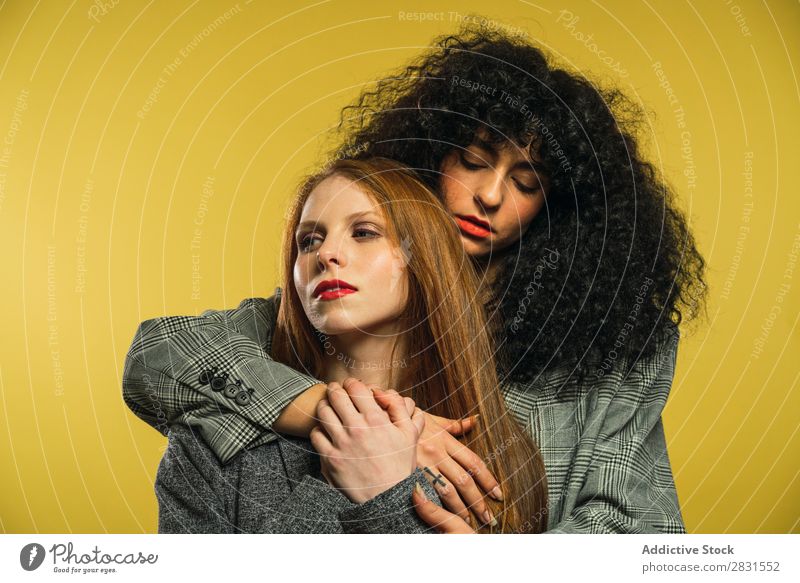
<box><xmin>411</xmin><ymin>483</ymin><xmax>476</xmax><ymax>533</ymax></box>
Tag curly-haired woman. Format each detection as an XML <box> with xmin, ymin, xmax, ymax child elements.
<box><xmin>124</xmin><ymin>22</ymin><xmax>706</xmax><ymax>533</ymax></box>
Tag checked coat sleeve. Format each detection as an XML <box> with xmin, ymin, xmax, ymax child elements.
<box><xmin>122</xmin><ymin>290</ymin><xmax>320</xmax><ymax>464</ymax></box>
<box><xmin>542</xmin><ymin>326</ymin><xmax>686</xmax><ymax>533</ymax></box>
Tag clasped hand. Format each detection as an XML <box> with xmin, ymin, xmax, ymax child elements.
<box><xmin>309</xmin><ymin>377</ymin><xmax>423</xmax><ymax>504</ymax></box>
<box><xmin>309</xmin><ymin>377</ymin><xmax>500</xmax><ymax>530</ymax></box>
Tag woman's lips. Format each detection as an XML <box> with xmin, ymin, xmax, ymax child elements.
<box><xmin>317</xmin><ymin>288</ymin><xmax>357</xmax><ymax>301</ymax></box>
<box><xmin>455</xmin><ymin>216</ymin><xmax>491</xmax><ymax>239</ymax></box>
<box><xmin>313</xmin><ymin>278</ymin><xmax>357</xmax><ymax>299</ymax></box>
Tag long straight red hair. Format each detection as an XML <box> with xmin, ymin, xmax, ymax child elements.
<box><xmin>272</xmin><ymin>157</ymin><xmax>548</xmax><ymax>533</ymax></box>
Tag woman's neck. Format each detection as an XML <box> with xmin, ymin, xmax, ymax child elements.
<box><xmin>319</xmin><ymin>332</ymin><xmax>408</xmax><ymax>391</ymax></box>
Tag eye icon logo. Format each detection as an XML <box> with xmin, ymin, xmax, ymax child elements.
<box><xmin>20</xmin><ymin>543</ymin><xmax>46</xmax><ymax>571</ymax></box>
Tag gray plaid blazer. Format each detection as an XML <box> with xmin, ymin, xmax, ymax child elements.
<box><xmin>124</xmin><ymin>288</ymin><xmax>686</xmax><ymax>534</ymax></box>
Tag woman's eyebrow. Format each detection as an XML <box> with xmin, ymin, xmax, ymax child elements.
<box><xmin>512</xmin><ymin>160</ymin><xmax>547</xmax><ymax>174</ymax></box>
<box><xmin>344</xmin><ymin>210</ymin><xmax>382</xmax><ymax>222</ymax></box>
<box><xmin>296</xmin><ymin>210</ymin><xmax>381</xmax><ymax>232</ymax></box>
<box><xmin>472</xmin><ymin>137</ymin><xmax>499</xmax><ymax>157</ymax></box>
<box><xmin>472</xmin><ymin>137</ymin><xmax>546</xmax><ymax>173</ymax></box>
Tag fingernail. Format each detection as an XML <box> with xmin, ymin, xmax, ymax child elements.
<box><xmin>482</xmin><ymin>509</ymin><xmax>497</xmax><ymax>527</ymax></box>
<box><xmin>490</xmin><ymin>486</ymin><xmax>504</xmax><ymax>501</ymax></box>
<box><xmin>414</xmin><ymin>482</ymin><xmax>428</xmax><ymax>501</ymax></box>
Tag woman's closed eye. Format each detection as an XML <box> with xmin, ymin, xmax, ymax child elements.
<box><xmin>459</xmin><ymin>152</ymin><xmax>486</xmax><ymax>171</ymax></box>
<box><xmin>512</xmin><ymin>177</ymin><xmax>541</xmax><ymax>194</ymax></box>
<box><xmin>459</xmin><ymin>152</ymin><xmax>541</xmax><ymax>195</ymax></box>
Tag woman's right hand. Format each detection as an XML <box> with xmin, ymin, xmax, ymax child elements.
<box><xmin>371</xmin><ymin>389</ymin><xmax>503</xmax><ymax>529</ymax></box>
<box><xmin>309</xmin><ymin>378</ymin><xmax>424</xmax><ymax>504</ymax></box>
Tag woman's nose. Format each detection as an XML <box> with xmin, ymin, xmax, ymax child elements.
<box><xmin>316</xmin><ymin>242</ymin><xmax>346</xmax><ymax>269</ymax></box>
<box><xmin>474</xmin><ymin>172</ymin><xmax>504</xmax><ymax>210</ymax></box>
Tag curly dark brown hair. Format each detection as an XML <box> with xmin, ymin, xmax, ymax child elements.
<box><xmin>331</xmin><ymin>21</ymin><xmax>707</xmax><ymax>384</ymax></box>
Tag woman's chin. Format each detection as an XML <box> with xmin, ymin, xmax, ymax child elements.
<box><xmin>311</xmin><ymin>314</ymin><xmax>363</xmax><ymax>337</ymax></box>
<box><xmin>308</xmin><ymin>303</ymin><xmax>407</xmax><ymax>338</ymax></box>
<box><xmin>314</xmin><ymin>317</ymin><xmax>399</xmax><ymax>339</ymax></box>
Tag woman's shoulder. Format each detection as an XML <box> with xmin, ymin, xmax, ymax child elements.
<box><xmin>156</xmin><ymin>425</ymin><xmax>238</xmax><ymax>501</ymax></box>
<box><xmin>500</xmin><ymin>324</ymin><xmax>681</xmax><ymax>442</ymax></box>
<box><xmin>161</xmin><ymin>424</ymin><xmax>232</xmax><ymax>472</ymax></box>
<box><xmin>160</xmin><ymin>424</ymin><xmax>295</xmax><ymax>487</ymax></box>
<box><xmin>165</xmin><ymin>425</ymin><xmax>316</xmax><ymax>471</ymax></box>
<box><xmin>505</xmin><ymin>322</ymin><xmax>680</xmax><ymax>397</ymax></box>
<box><xmin>165</xmin><ymin>423</ymin><xmax>297</xmax><ymax>461</ymax></box>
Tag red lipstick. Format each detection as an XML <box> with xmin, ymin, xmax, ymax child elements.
<box><xmin>313</xmin><ymin>279</ymin><xmax>358</xmax><ymax>301</ymax></box>
<box><xmin>455</xmin><ymin>215</ymin><xmax>493</xmax><ymax>239</ymax></box>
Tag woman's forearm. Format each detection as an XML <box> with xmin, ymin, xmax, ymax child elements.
<box><xmin>271</xmin><ymin>382</ymin><xmax>328</xmax><ymax>437</ymax></box>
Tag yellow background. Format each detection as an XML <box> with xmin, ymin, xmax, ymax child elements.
<box><xmin>0</xmin><ymin>0</ymin><xmax>797</xmax><ymax>533</ymax></box>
